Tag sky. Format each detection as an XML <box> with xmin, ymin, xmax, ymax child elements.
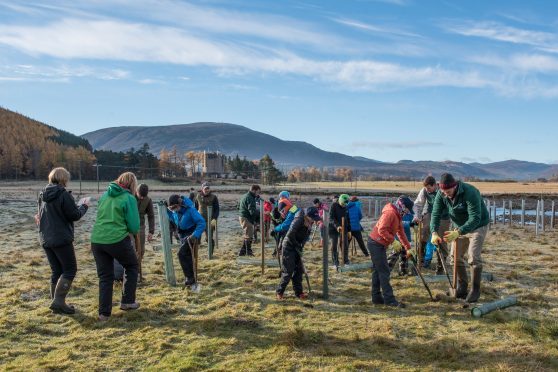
<box><xmin>1</xmin><ymin>0</ymin><xmax>558</xmax><ymax>164</ymax></box>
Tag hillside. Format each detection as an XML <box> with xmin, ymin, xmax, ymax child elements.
<box><xmin>83</xmin><ymin>122</ymin><xmax>555</xmax><ymax>180</ymax></box>
<box><xmin>0</xmin><ymin>107</ymin><xmax>95</xmax><ymax>179</ymax></box>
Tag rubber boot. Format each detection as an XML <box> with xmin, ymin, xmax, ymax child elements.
<box><xmin>455</xmin><ymin>265</ymin><xmax>469</xmax><ymax>299</ymax></box>
<box><xmin>238</xmin><ymin>240</ymin><xmax>247</xmax><ymax>256</ymax></box>
<box><xmin>49</xmin><ymin>277</ymin><xmax>75</xmax><ymax>314</ymax></box>
<box><xmin>466</xmin><ymin>266</ymin><xmax>482</xmax><ymax>303</ymax></box>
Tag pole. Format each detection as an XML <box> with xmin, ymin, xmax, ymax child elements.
<box><xmin>509</xmin><ymin>200</ymin><xmax>512</xmax><ymax>227</ymax></box>
<box><xmin>502</xmin><ymin>200</ymin><xmax>506</xmax><ymax>224</ymax></box>
<box><xmin>322</xmin><ymin>209</ymin><xmax>329</xmax><ymax>300</ymax></box>
<box><xmin>374</xmin><ymin>198</ymin><xmax>379</xmax><ymax>219</ymax></box>
<box><xmin>261</xmin><ymin>199</ymin><xmax>265</xmax><ymax>275</ymax></box>
<box><xmin>493</xmin><ymin>200</ymin><xmax>497</xmax><ymax>225</ymax></box>
<box><xmin>156</xmin><ymin>203</ymin><xmax>176</xmax><ymax>286</ymax></box>
<box><xmin>541</xmin><ymin>199</ymin><xmax>545</xmax><ymax>232</ymax></box>
<box><xmin>79</xmin><ymin>160</ymin><xmax>82</xmax><ymax>196</ymax></box>
<box><xmin>207</xmin><ymin>206</ymin><xmax>213</xmax><ymax>260</ymax></box>
<box><xmin>552</xmin><ymin>200</ymin><xmax>556</xmax><ymax>229</ymax></box>
<box><xmin>486</xmin><ymin>200</ymin><xmax>491</xmax><ymax>229</ymax></box>
<box><xmin>96</xmin><ymin>164</ymin><xmax>100</xmax><ymax>194</ymax></box>
<box><xmin>535</xmin><ymin>200</ymin><xmax>540</xmax><ymax>236</ymax></box>
<box><xmin>368</xmin><ymin>198</ymin><xmax>372</xmax><ymax>217</ymax></box>
<box><xmin>521</xmin><ymin>199</ymin><xmax>525</xmax><ymax>227</ymax></box>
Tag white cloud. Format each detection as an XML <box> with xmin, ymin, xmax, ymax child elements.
<box><xmin>332</xmin><ymin>18</ymin><xmax>423</xmax><ymax>38</ymax></box>
<box><xmin>471</xmin><ymin>53</ymin><xmax>558</xmax><ymax>73</ymax></box>
<box><xmin>0</xmin><ymin>63</ymin><xmax>130</xmax><ymax>82</ymax></box>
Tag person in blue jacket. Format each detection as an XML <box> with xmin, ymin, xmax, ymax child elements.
<box><xmin>167</xmin><ymin>194</ymin><xmax>206</xmax><ymax>287</ymax></box>
<box><xmin>347</xmin><ymin>196</ymin><xmax>369</xmax><ymax>257</ymax></box>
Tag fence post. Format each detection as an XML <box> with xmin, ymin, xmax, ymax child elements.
<box><xmin>541</xmin><ymin>199</ymin><xmax>545</xmax><ymax>233</ymax></box>
<box><xmin>552</xmin><ymin>200</ymin><xmax>556</xmax><ymax>229</ymax></box>
<box><xmin>322</xmin><ymin>210</ymin><xmax>329</xmax><ymax>300</ymax></box>
<box><xmin>536</xmin><ymin>200</ymin><xmax>540</xmax><ymax>236</ymax></box>
<box><xmin>368</xmin><ymin>198</ymin><xmax>372</xmax><ymax>217</ymax></box>
<box><xmin>261</xmin><ymin>200</ymin><xmax>265</xmax><ymax>275</ymax></box>
<box><xmin>374</xmin><ymin>198</ymin><xmax>380</xmax><ymax>219</ymax></box>
<box><xmin>486</xmin><ymin>200</ymin><xmax>491</xmax><ymax>229</ymax></box>
<box><xmin>521</xmin><ymin>199</ymin><xmax>525</xmax><ymax>227</ymax></box>
<box><xmin>508</xmin><ymin>200</ymin><xmax>513</xmax><ymax>227</ymax></box>
<box><xmin>207</xmin><ymin>206</ymin><xmax>213</xmax><ymax>260</ymax></box>
<box><xmin>493</xmin><ymin>200</ymin><xmax>497</xmax><ymax>225</ymax></box>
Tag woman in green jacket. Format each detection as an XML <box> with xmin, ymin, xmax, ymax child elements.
<box><xmin>91</xmin><ymin>172</ymin><xmax>140</xmax><ymax>321</ymax></box>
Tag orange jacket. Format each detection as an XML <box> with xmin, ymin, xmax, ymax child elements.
<box><xmin>369</xmin><ymin>203</ymin><xmax>411</xmax><ymax>249</ymax></box>
<box><xmin>278</xmin><ymin>197</ymin><xmax>293</xmax><ymax>219</ymax></box>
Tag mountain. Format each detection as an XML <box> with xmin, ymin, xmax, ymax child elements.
<box><xmin>82</xmin><ymin>122</ymin><xmax>556</xmax><ymax>180</ymax></box>
<box><xmin>83</xmin><ymin>122</ymin><xmax>381</xmax><ymax>168</ymax></box>
<box><xmin>0</xmin><ymin>107</ymin><xmax>95</xmax><ymax>179</ymax></box>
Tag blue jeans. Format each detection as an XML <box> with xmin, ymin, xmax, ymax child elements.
<box><xmin>368</xmin><ymin>238</ymin><xmax>397</xmax><ymax>305</ymax></box>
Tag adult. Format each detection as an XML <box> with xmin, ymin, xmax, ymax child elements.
<box><xmin>238</xmin><ymin>184</ymin><xmax>261</xmax><ymax>256</ymax></box>
<box><xmin>430</xmin><ymin>173</ymin><xmax>490</xmax><ymax>303</ymax></box>
<box><xmin>91</xmin><ymin>172</ymin><xmax>140</xmax><ymax>321</ymax></box>
<box><xmin>136</xmin><ymin>183</ymin><xmax>154</xmax><ymax>280</ymax></box>
<box><xmin>194</xmin><ymin>182</ymin><xmax>220</xmax><ymax>245</ymax></box>
<box><xmin>38</xmin><ymin>167</ymin><xmax>88</xmax><ymax>314</ymax></box>
<box><xmin>329</xmin><ymin>194</ymin><xmax>351</xmax><ymax>266</ymax></box>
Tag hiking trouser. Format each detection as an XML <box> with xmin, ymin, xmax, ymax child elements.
<box><xmin>368</xmin><ymin>238</ymin><xmax>397</xmax><ymax>305</ymax></box>
<box><xmin>239</xmin><ymin>217</ymin><xmax>254</xmax><ymax>243</ymax></box>
<box><xmin>351</xmin><ymin>230</ymin><xmax>369</xmax><ymax>256</ymax></box>
<box><xmin>43</xmin><ymin>243</ymin><xmax>77</xmax><ymax>283</ymax></box>
<box><xmin>178</xmin><ymin>230</ymin><xmax>196</xmax><ymax>281</ymax></box>
<box><xmin>92</xmin><ymin>236</ymin><xmax>138</xmax><ymax>316</ymax></box>
<box><xmin>453</xmin><ymin>224</ymin><xmax>488</xmax><ymax>269</ymax></box>
<box><xmin>329</xmin><ymin>230</ymin><xmax>349</xmax><ymax>264</ymax></box>
<box><xmin>277</xmin><ymin>245</ymin><xmax>303</xmax><ymax>296</ymax></box>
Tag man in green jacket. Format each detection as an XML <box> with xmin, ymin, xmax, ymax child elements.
<box><xmin>430</xmin><ymin>173</ymin><xmax>489</xmax><ymax>303</ymax></box>
<box><xmin>238</xmin><ymin>184</ymin><xmax>261</xmax><ymax>256</ymax></box>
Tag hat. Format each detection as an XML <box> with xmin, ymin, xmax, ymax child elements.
<box><xmin>279</xmin><ymin>190</ymin><xmax>290</xmax><ymax>199</ymax></box>
<box><xmin>339</xmin><ymin>194</ymin><xmax>350</xmax><ymax>206</ymax></box>
<box><xmin>397</xmin><ymin>195</ymin><xmax>414</xmax><ymax>214</ymax></box>
<box><xmin>305</xmin><ymin>207</ymin><xmax>321</xmax><ymax>222</ymax></box>
<box><xmin>313</xmin><ymin>198</ymin><xmax>320</xmax><ymax>205</ymax></box>
<box><xmin>269</xmin><ymin>197</ymin><xmax>276</xmax><ymax>204</ymax></box>
<box><xmin>201</xmin><ymin>182</ymin><xmax>210</xmax><ymax>190</ymax></box>
<box><xmin>439</xmin><ymin>173</ymin><xmax>457</xmax><ymax>190</ymax></box>
<box><xmin>168</xmin><ymin>194</ymin><xmax>181</xmax><ymax>206</ymax></box>
<box><xmin>350</xmin><ymin>196</ymin><xmax>358</xmax><ymax>202</ymax></box>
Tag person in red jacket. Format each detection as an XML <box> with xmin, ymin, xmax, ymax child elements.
<box><xmin>367</xmin><ymin>195</ymin><xmax>414</xmax><ymax>308</ymax></box>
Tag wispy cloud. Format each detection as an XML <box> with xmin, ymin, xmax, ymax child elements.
<box><xmin>351</xmin><ymin>140</ymin><xmax>443</xmax><ymax>149</ymax></box>
<box><xmin>444</xmin><ymin>20</ymin><xmax>558</xmax><ymax>52</ymax></box>
<box><xmin>470</xmin><ymin>53</ymin><xmax>558</xmax><ymax>73</ymax></box>
<box><xmin>332</xmin><ymin>18</ymin><xmax>422</xmax><ymax>38</ymax></box>
<box><xmin>0</xmin><ymin>63</ymin><xmax>130</xmax><ymax>82</ymax></box>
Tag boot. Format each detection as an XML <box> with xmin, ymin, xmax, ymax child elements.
<box><xmin>466</xmin><ymin>266</ymin><xmax>482</xmax><ymax>303</ymax></box>
<box><xmin>246</xmin><ymin>240</ymin><xmax>254</xmax><ymax>256</ymax></box>
<box><xmin>238</xmin><ymin>240</ymin><xmax>247</xmax><ymax>256</ymax></box>
<box><xmin>49</xmin><ymin>277</ymin><xmax>75</xmax><ymax>314</ymax></box>
<box><xmin>455</xmin><ymin>265</ymin><xmax>469</xmax><ymax>299</ymax></box>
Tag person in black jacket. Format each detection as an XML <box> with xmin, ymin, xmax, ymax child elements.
<box><xmin>329</xmin><ymin>194</ymin><xmax>351</xmax><ymax>267</ymax></box>
<box><xmin>276</xmin><ymin>207</ymin><xmax>321</xmax><ymax>300</ymax></box>
<box><xmin>37</xmin><ymin>167</ymin><xmax>88</xmax><ymax>314</ymax></box>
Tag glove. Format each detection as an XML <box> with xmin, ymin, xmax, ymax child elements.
<box><xmin>409</xmin><ymin>221</ymin><xmax>417</xmax><ymax>228</ymax></box>
<box><xmin>443</xmin><ymin>229</ymin><xmax>460</xmax><ymax>243</ymax></box>
<box><xmin>431</xmin><ymin>232</ymin><xmax>443</xmax><ymax>245</ymax></box>
<box><xmin>405</xmin><ymin>249</ymin><xmax>413</xmax><ymax>259</ymax></box>
<box><xmin>347</xmin><ymin>232</ymin><xmax>352</xmax><ymax>240</ymax></box>
<box><xmin>187</xmin><ymin>235</ymin><xmax>199</xmax><ymax>245</ymax></box>
<box><xmin>270</xmin><ymin>230</ymin><xmax>277</xmax><ymax>238</ymax></box>
<box><xmin>337</xmin><ymin>226</ymin><xmax>342</xmax><ymax>233</ymax></box>
<box><xmin>211</xmin><ymin>219</ymin><xmax>217</xmax><ymax>228</ymax></box>
<box><xmin>390</xmin><ymin>240</ymin><xmax>402</xmax><ymax>253</ymax></box>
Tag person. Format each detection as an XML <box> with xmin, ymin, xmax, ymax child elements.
<box><xmin>313</xmin><ymin>198</ymin><xmax>329</xmax><ymax>247</ymax></box>
<box><xmin>188</xmin><ymin>187</ymin><xmax>196</xmax><ymax>202</ymax></box>
<box><xmin>413</xmin><ymin>176</ymin><xmax>451</xmax><ymax>274</ymax></box>
<box><xmin>347</xmin><ymin>196</ymin><xmax>369</xmax><ymax>257</ymax></box>
<box><xmin>263</xmin><ymin>197</ymin><xmax>275</xmax><ymax>242</ymax></box>
<box><xmin>91</xmin><ymin>172</ymin><xmax>141</xmax><ymax>321</ymax></box>
<box><xmin>194</xmin><ymin>182</ymin><xmax>220</xmax><ymax>246</ymax></box>
<box><xmin>276</xmin><ymin>207</ymin><xmax>322</xmax><ymax>300</ymax></box>
<box><xmin>167</xmin><ymin>194</ymin><xmax>206</xmax><ymax>287</ymax></box>
<box><xmin>273</xmin><ymin>191</ymin><xmax>300</xmax><ymax>243</ymax></box>
<box><xmin>38</xmin><ymin>167</ymin><xmax>89</xmax><ymax>314</ymax></box>
<box><xmin>430</xmin><ymin>173</ymin><xmax>490</xmax><ymax>303</ymax></box>
<box><xmin>387</xmin><ymin>211</ymin><xmax>415</xmax><ymax>275</ymax></box>
<box><xmin>329</xmin><ymin>194</ymin><xmax>351</xmax><ymax>267</ymax></box>
<box><xmin>238</xmin><ymin>184</ymin><xmax>261</xmax><ymax>256</ymax></box>
<box><xmin>136</xmin><ymin>183</ymin><xmax>155</xmax><ymax>281</ymax></box>
<box><xmin>367</xmin><ymin>196</ymin><xmax>414</xmax><ymax>308</ymax></box>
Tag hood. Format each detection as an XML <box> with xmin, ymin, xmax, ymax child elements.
<box><xmin>181</xmin><ymin>196</ymin><xmax>195</xmax><ymax>209</ymax></box>
<box><xmin>382</xmin><ymin>203</ymin><xmax>400</xmax><ymax>218</ymax></box>
<box><xmin>107</xmin><ymin>182</ymin><xmax>130</xmax><ymax>197</ymax></box>
<box><xmin>42</xmin><ymin>184</ymin><xmax>65</xmax><ymax>202</ymax></box>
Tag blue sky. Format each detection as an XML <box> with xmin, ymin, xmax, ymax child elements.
<box><xmin>1</xmin><ymin>0</ymin><xmax>558</xmax><ymax>164</ymax></box>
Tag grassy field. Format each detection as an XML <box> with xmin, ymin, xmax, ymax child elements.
<box><xmin>1</xmin><ymin>186</ymin><xmax>557</xmax><ymax>371</ymax></box>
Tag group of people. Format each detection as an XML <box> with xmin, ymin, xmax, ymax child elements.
<box><xmin>37</xmin><ymin>166</ymin><xmax>489</xmax><ymax>321</ymax></box>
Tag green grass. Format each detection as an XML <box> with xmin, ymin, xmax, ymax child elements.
<box><xmin>1</xmin><ymin>190</ymin><xmax>557</xmax><ymax>371</ymax></box>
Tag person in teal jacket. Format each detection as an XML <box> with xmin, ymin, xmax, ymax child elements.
<box><xmin>430</xmin><ymin>173</ymin><xmax>489</xmax><ymax>303</ymax></box>
<box><xmin>91</xmin><ymin>172</ymin><xmax>141</xmax><ymax>321</ymax></box>
<box><xmin>167</xmin><ymin>194</ymin><xmax>206</xmax><ymax>287</ymax></box>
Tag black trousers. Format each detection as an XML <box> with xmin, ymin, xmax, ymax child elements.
<box><xmin>43</xmin><ymin>243</ymin><xmax>77</xmax><ymax>283</ymax></box>
<box><xmin>178</xmin><ymin>231</ymin><xmax>195</xmax><ymax>281</ymax></box>
<box><xmin>351</xmin><ymin>230</ymin><xmax>369</xmax><ymax>256</ymax></box>
<box><xmin>92</xmin><ymin>236</ymin><xmax>138</xmax><ymax>316</ymax></box>
<box><xmin>367</xmin><ymin>238</ymin><xmax>397</xmax><ymax>305</ymax></box>
<box><xmin>329</xmin><ymin>230</ymin><xmax>349</xmax><ymax>265</ymax></box>
<box><xmin>277</xmin><ymin>245</ymin><xmax>303</xmax><ymax>296</ymax></box>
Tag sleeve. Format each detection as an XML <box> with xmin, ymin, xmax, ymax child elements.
<box><xmin>212</xmin><ymin>195</ymin><xmax>220</xmax><ymax>220</ymax></box>
<box><xmin>61</xmin><ymin>191</ymin><xmax>87</xmax><ymax>222</ymax></box>
<box><xmin>430</xmin><ymin>192</ymin><xmax>445</xmax><ymax>234</ymax></box>
<box><xmin>147</xmin><ymin>199</ymin><xmax>155</xmax><ymax>234</ymax></box>
<box><xmin>413</xmin><ymin>188</ymin><xmax>426</xmax><ymax>217</ymax></box>
<box><xmin>275</xmin><ymin>211</ymin><xmax>295</xmax><ymax>233</ymax></box>
<box><xmin>458</xmin><ymin>190</ymin><xmax>482</xmax><ymax>235</ymax></box>
<box><xmin>191</xmin><ymin>209</ymin><xmax>207</xmax><ymax>239</ymax></box>
<box><xmin>249</xmin><ymin>198</ymin><xmax>258</xmax><ymax>221</ymax></box>
<box><xmin>125</xmin><ymin>195</ymin><xmax>141</xmax><ymax>234</ymax></box>
<box><xmin>330</xmin><ymin>205</ymin><xmax>340</xmax><ymax>229</ymax></box>
<box><xmin>194</xmin><ymin>195</ymin><xmax>200</xmax><ymax>211</ymax></box>
<box><xmin>283</xmin><ymin>212</ymin><xmax>306</xmax><ymax>249</ymax></box>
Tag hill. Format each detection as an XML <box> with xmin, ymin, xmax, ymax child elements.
<box><xmin>83</xmin><ymin>122</ymin><xmax>556</xmax><ymax>180</ymax></box>
<box><xmin>0</xmin><ymin>107</ymin><xmax>95</xmax><ymax>179</ymax></box>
